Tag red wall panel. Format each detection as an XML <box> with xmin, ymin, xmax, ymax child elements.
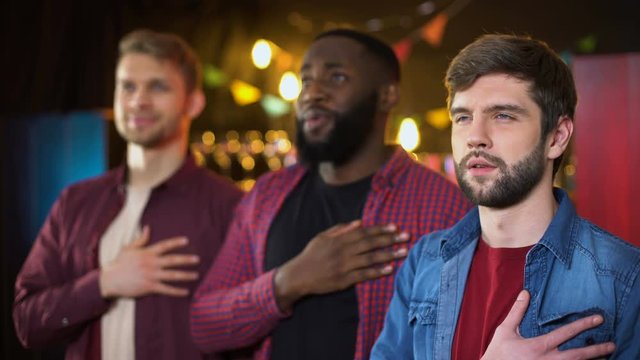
<box><xmin>573</xmin><ymin>53</ymin><xmax>640</xmax><ymax>245</ymax></box>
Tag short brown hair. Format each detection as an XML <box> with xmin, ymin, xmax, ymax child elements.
<box><xmin>445</xmin><ymin>34</ymin><xmax>577</xmax><ymax>175</ymax></box>
<box><xmin>118</xmin><ymin>29</ymin><xmax>202</xmax><ymax>93</ymax></box>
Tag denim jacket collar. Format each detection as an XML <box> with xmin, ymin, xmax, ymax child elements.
<box><xmin>437</xmin><ymin>188</ymin><xmax>577</xmax><ymax>266</ymax></box>
<box><xmin>535</xmin><ymin>188</ymin><xmax>578</xmax><ymax>267</ymax></box>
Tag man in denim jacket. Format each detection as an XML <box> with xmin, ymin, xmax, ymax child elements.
<box><xmin>372</xmin><ymin>34</ymin><xmax>640</xmax><ymax>359</ymax></box>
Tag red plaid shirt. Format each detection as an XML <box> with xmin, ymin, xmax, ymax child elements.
<box><xmin>190</xmin><ymin>148</ymin><xmax>472</xmax><ymax>359</ymax></box>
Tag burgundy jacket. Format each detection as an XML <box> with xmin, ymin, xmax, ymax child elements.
<box><xmin>13</xmin><ymin>156</ymin><xmax>243</xmax><ymax>360</ymax></box>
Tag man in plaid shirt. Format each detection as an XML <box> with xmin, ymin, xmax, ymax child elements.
<box><xmin>190</xmin><ymin>28</ymin><xmax>471</xmax><ymax>360</ymax></box>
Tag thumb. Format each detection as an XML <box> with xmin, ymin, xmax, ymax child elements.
<box><xmin>130</xmin><ymin>225</ymin><xmax>150</xmax><ymax>248</ymax></box>
<box><xmin>500</xmin><ymin>290</ymin><xmax>530</xmax><ymax>333</ymax></box>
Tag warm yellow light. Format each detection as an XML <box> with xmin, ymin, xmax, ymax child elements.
<box><xmin>226</xmin><ymin>130</ymin><xmax>239</xmax><ymax>141</ymax></box>
<box><xmin>251</xmin><ymin>39</ymin><xmax>272</xmax><ymax>69</ymax></box>
<box><xmin>276</xmin><ymin>139</ymin><xmax>292</xmax><ymax>154</ymax></box>
<box><xmin>246</xmin><ymin>130</ymin><xmax>262</xmax><ymax>141</ymax></box>
<box><xmin>250</xmin><ymin>139</ymin><xmax>265</xmax><ymax>154</ymax></box>
<box><xmin>192</xmin><ymin>149</ymin><xmax>206</xmax><ymax>167</ymax></box>
<box><xmin>264</xmin><ymin>143</ymin><xmax>276</xmax><ymax>157</ymax></box>
<box><xmin>279</xmin><ymin>71</ymin><xmax>301</xmax><ymax>101</ymax></box>
<box><xmin>230</xmin><ymin>80</ymin><xmax>262</xmax><ymax>106</ymax></box>
<box><xmin>426</xmin><ymin>108</ymin><xmax>451</xmax><ymax>130</ymax></box>
<box><xmin>267</xmin><ymin>157</ymin><xmax>282</xmax><ymax>171</ymax></box>
<box><xmin>214</xmin><ymin>152</ymin><xmax>231</xmax><ymax>169</ymax></box>
<box><xmin>227</xmin><ymin>139</ymin><xmax>242</xmax><ymax>154</ymax></box>
<box><xmin>201</xmin><ymin>131</ymin><xmax>215</xmax><ymax>146</ymax></box>
<box><xmin>397</xmin><ymin>117</ymin><xmax>420</xmax><ymax>152</ymax></box>
<box><xmin>240</xmin><ymin>156</ymin><xmax>256</xmax><ymax>171</ymax></box>
<box><xmin>265</xmin><ymin>130</ymin><xmax>278</xmax><ymax>143</ymax></box>
<box><xmin>276</xmin><ymin>130</ymin><xmax>289</xmax><ymax>140</ymax></box>
<box><xmin>239</xmin><ymin>179</ymin><xmax>256</xmax><ymax>192</ymax></box>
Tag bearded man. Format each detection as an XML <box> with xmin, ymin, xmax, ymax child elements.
<box><xmin>190</xmin><ymin>28</ymin><xmax>471</xmax><ymax>360</ymax></box>
<box><xmin>372</xmin><ymin>34</ymin><xmax>640</xmax><ymax>360</ymax></box>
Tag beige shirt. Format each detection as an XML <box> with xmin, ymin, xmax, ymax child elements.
<box><xmin>99</xmin><ymin>185</ymin><xmax>151</xmax><ymax>360</ymax></box>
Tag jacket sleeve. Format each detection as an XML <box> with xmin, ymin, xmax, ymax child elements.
<box><xmin>12</xmin><ymin>189</ymin><xmax>111</xmax><ymax>349</ymax></box>
<box><xmin>370</xmin><ymin>237</ymin><xmax>421</xmax><ymax>360</ymax></box>
<box><xmin>190</xmin><ymin>189</ymin><xmax>288</xmax><ymax>353</ymax></box>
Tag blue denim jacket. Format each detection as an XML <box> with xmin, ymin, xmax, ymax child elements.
<box><xmin>372</xmin><ymin>189</ymin><xmax>640</xmax><ymax>359</ymax></box>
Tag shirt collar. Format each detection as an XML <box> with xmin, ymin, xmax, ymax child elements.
<box><xmin>111</xmin><ymin>153</ymin><xmax>199</xmax><ymax>195</ymax></box>
<box><xmin>439</xmin><ymin>208</ymin><xmax>481</xmax><ymax>261</ymax></box>
<box><xmin>535</xmin><ymin>188</ymin><xmax>579</xmax><ymax>266</ymax></box>
<box><xmin>370</xmin><ymin>146</ymin><xmax>415</xmax><ymax>191</ymax></box>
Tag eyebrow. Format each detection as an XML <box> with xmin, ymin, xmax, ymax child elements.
<box><xmin>116</xmin><ymin>76</ymin><xmax>168</xmax><ymax>84</ymax></box>
<box><xmin>300</xmin><ymin>61</ymin><xmax>345</xmax><ymax>72</ymax></box>
<box><xmin>450</xmin><ymin>104</ymin><xmax>530</xmax><ymax>116</ymax></box>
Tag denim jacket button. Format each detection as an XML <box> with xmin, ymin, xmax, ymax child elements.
<box><xmin>585</xmin><ymin>337</ymin><xmax>595</xmax><ymax>345</ymax></box>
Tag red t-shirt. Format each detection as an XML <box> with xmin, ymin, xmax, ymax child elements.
<box><xmin>452</xmin><ymin>238</ymin><xmax>533</xmax><ymax>360</ymax></box>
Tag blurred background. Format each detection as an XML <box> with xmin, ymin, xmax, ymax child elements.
<box><xmin>2</xmin><ymin>0</ymin><xmax>639</xmax><ymax>358</ymax></box>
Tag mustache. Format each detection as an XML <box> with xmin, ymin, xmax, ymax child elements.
<box><xmin>127</xmin><ymin>112</ymin><xmax>157</xmax><ymax>118</ymax></box>
<box><xmin>459</xmin><ymin>151</ymin><xmax>507</xmax><ymax>169</ymax></box>
<box><xmin>296</xmin><ymin>106</ymin><xmax>338</xmax><ymax>122</ymax></box>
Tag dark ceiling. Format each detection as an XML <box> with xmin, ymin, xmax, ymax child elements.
<box><xmin>2</xmin><ymin>0</ymin><xmax>639</xmax><ymax>150</ymax></box>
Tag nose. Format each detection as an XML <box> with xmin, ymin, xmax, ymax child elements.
<box><xmin>466</xmin><ymin>118</ymin><xmax>492</xmax><ymax>149</ymax></box>
<box><xmin>128</xmin><ymin>88</ymin><xmax>151</xmax><ymax>109</ymax></box>
<box><xmin>299</xmin><ymin>79</ymin><xmax>328</xmax><ymax>106</ymax></box>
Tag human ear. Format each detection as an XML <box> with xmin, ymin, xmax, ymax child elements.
<box><xmin>378</xmin><ymin>83</ymin><xmax>399</xmax><ymax>112</ymax></box>
<box><xmin>547</xmin><ymin>116</ymin><xmax>573</xmax><ymax>160</ymax></box>
<box><xmin>186</xmin><ymin>89</ymin><xmax>206</xmax><ymax>119</ymax></box>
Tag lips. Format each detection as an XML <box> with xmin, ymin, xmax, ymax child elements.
<box><xmin>464</xmin><ymin>154</ymin><xmax>499</xmax><ymax>176</ymax></box>
<box><xmin>127</xmin><ymin>114</ymin><xmax>156</xmax><ymax>129</ymax></box>
<box><xmin>466</xmin><ymin>158</ymin><xmax>496</xmax><ymax>169</ymax></box>
<box><xmin>300</xmin><ymin>107</ymin><xmax>335</xmax><ymax>135</ymax></box>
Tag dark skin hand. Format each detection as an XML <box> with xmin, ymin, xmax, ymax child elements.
<box><xmin>274</xmin><ymin>220</ymin><xmax>409</xmax><ymax>311</ymax></box>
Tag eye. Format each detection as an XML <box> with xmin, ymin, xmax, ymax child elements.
<box><xmin>120</xmin><ymin>81</ymin><xmax>136</xmax><ymax>93</ymax></box>
<box><xmin>453</xmin><ymin>114</ymin><xmax>471</xmax><ymax>124</ymax></box>
<box><xmin>331</xmin><ymin>73</ymin><xmax>348</xmax><ymax>83</ymax></box>
<box><xmin>300</xmin><ymin>75</ymin><xmax>311</xmax><ymax>87</ymax></box>
<box><xmin>495</xmin><ymin>113</ymin><xmax>515</xmax><ymax>121</ymax></box>
<box><xmin>149</xmin><ymin>80</ymin><xmax>169</xmax><ymax>92</ymax></box>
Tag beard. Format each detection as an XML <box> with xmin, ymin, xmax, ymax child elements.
<box><xmin>455</xmin><ymin>140</ymin><xmax>546</xmax><ymax>209</ymax></box>
<box><xmin>115</xmin><ymin>113</ymin><xmax>184</xmax><ymax>150</ymax></box>
<box><xmin>295</xmin><ymin>91</ymin><xmax>378</xmax><ymax>167</ymax></box>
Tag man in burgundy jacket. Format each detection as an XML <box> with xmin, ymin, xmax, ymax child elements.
<box><xmin>13</xmin><ymin>29</ymin><xmax>242</xmax><ymax>360</ymax></box>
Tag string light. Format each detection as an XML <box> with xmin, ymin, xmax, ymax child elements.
<box><xmin>267</xmin><ymin>157</ymin><xmax>282</xmax><ymax>171</ymax></box>
<box><xmin>227</xmin><ymin>139</ymin><xmax>242</xmax><ymax>154</ymax></box>
<box><xmin>230</xmin><ymin>80</ymin><xmax>262</xmax><ymax>106</ymax></box>
<box><xmin>397</xmin><ymin>117</ymin><xmax>420</xmax><ymax>152</ymax></box>
<box><xmin>251</xmin><ymin>39</ymin><xmax>273</xmax><ymax>69</ymax></box>
<box><xmin>245</xmin><ymin>130</ymin><xmax>262</xmax><ymax>141</ymax></box>
<box><xmin>261</xmin><ymin>94</ymin><xmax>291</xmax><ymax>117</ymax></box>
<box><xmin>276</xmin><ymin>138</ymin><xmax>292</xmax><ymax>154</ymax></box>
<box><xmin>201</xmin><ymin>131</ymin><xmax>215</xmax><ymax>146</ymax></box>
<box><xmin>279</xmin><ymin>71</ymin><xmax>301</xmax><ymax>101</ymax></box>
<box><xmin>250</xmin><ymin>139</ymin><xmax>265</xmax><ymax>154</ymax></box>
<box><xmin>225</xmin><ymin>131</ymin><xmax>239</xmax><ymax>141</ymax></box>
<box><xmin>240</xmin><ymin>156</ymin><xmax>256</xmax><ymax>171</ymax></box>
<box><xmin>265</xmin><ymin>130</ymin><xmax>278</xmax><ymax>143</ymax></box>
<box><xmin>239</xmin><ymin>179</ymin><xmax>256</xmax><ymax>191</ymax></box>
